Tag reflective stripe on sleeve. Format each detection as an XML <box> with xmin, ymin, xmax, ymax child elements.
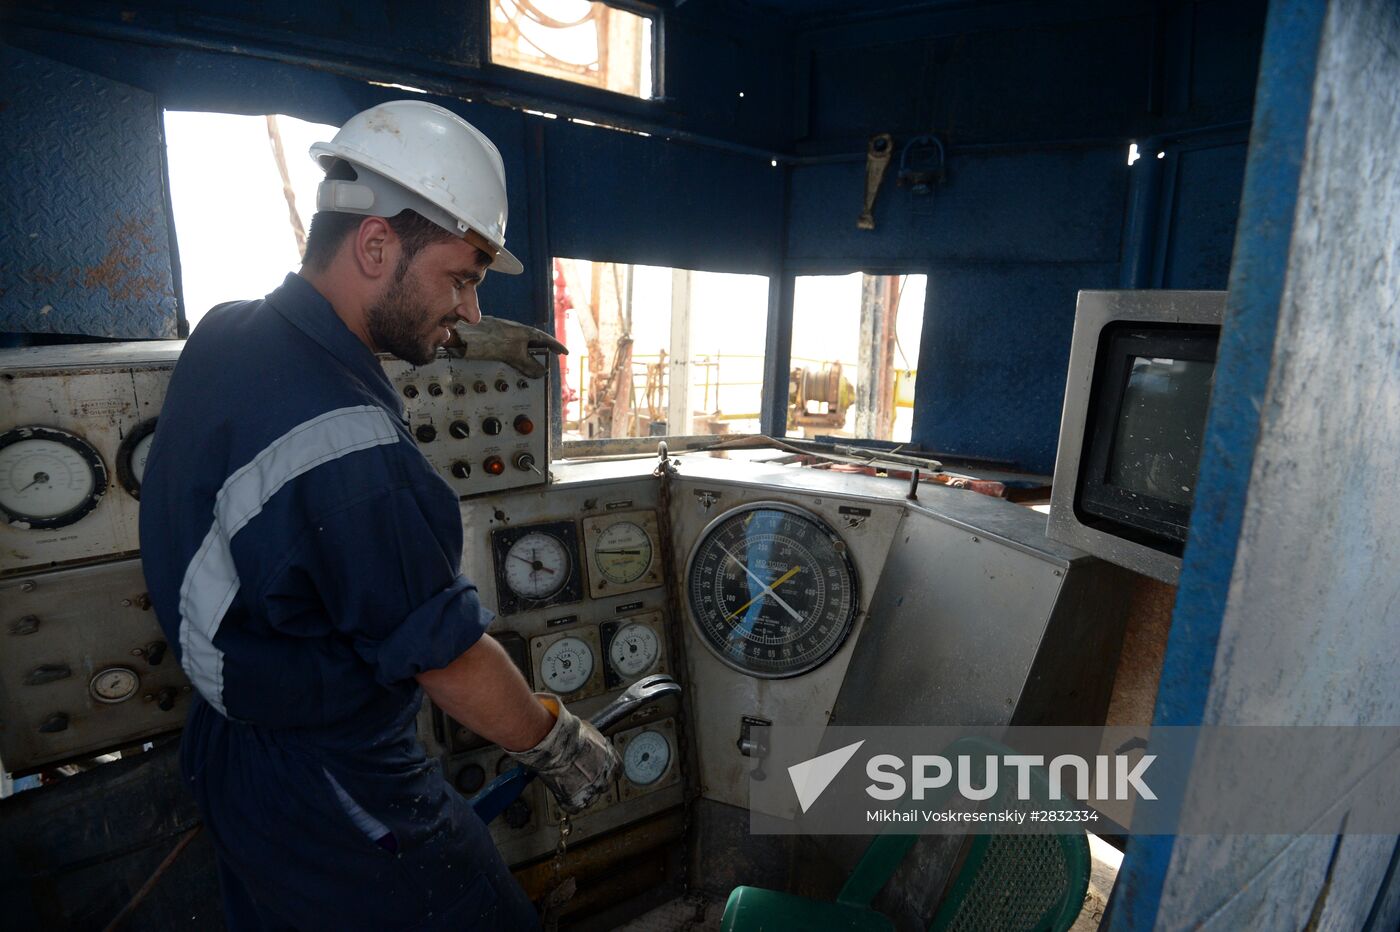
<box><xmin>177</xmin><ymin>405</ymin><xmax>401</xmax><ymax>715</ymax></box>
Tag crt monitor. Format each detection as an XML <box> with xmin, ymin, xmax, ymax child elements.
<box><xmin>1048</xmin><ymin>291</ymin><xmax>1226</xmax><ymax>584</ymax></box>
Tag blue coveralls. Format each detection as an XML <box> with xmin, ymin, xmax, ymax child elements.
<box><xmin>139</xmin><ymin>273</ymin><xmax>540</xmax><ymax>931</ymax></box>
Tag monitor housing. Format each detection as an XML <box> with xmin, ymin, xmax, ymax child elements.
<box><xmin>1048</xmin><ymin>290</ymin><xmax>1227</xmax><ymax>584</ymax></box>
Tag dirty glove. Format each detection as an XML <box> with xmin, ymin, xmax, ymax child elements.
<box><xmin>506</xmin><ymin>693</ymin><xmax>619</xmax><ymax>813</ymax></box>
<box><xmin>447</xmin><ymin>317</ymin><xmax>568</xmax><ymax>379</ymax></box>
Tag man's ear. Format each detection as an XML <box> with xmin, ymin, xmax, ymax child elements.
<box><xmin>352</xmin><ymin>216</ymin><xmax>395</xmax><ymax>280</ymax></box>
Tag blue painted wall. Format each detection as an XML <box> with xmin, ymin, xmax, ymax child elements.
<box><xmin>782</xmin><ymin>0</ymin><xmax>1266</xmax><ymax>472</ymax></box>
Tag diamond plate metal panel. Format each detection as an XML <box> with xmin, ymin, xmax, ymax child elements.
<box><xmin>0</xmin><ymin>44</ymin><xmax>178</xmax><ymax>338</ymax></box>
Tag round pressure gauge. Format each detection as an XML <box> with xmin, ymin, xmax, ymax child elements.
<box><xmin>116</xmin><ymin>418</ymin><xmax>158</xmax><ymax>500</ymax></box>
<box><xmin>90</xmin><ymin>666</ymin><xmax>140</xmax><ymax>704</ymax></box>
<box><xmin>538</xmin><ymin>636</ymin><xmax>594</xmax><ymax>694</ymax></box>
<box><xmin>608</xmin><ymin>622</ymin><xmax>660</xmax><ymax>678</ymax></box>
<box><xmin>686</xmin><ymin>502</ymin><xmax>859</xmax><ymax>678</ymax></box>
<box><xmin>0</xmin><ymin>427</ymin><xmax>108</xmax><ymax>529</ymax></box>
<box><xmin>593</xmin><ymin>520</ymin><xmax>654</xmax><ymax>585</ymax></box>
<box><xmin>623</xmin><ymin>729</ymin><xmax>671</xmax><ymax>786</ymax></box>
<box><xmin>504</xmin><ymin>531</ymin><xmax>571</xmax><ymax>600</ymax></box>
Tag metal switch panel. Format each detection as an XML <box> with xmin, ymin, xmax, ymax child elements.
<box><xmin>381</xmin><ymin>351</ymin><xmax>549</xmax><ymax>499</ymax></box>
<box><xmin>0</xmin><ymin>560</ymin><xmax>190</xmax><ymax>774</ymax></box>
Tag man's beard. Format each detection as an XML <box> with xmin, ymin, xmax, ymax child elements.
<box><xmin>365</xmin><ymin>260</ymin><xmax>441</xmax><ymax>366</ymax></box>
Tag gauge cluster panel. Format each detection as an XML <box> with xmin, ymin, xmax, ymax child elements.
<box><xmin>380</xmin><ymin>350</ymin><xmax>548</xmax><ymax>500</ymax></box>
<box><xmin>0</xmin><ymin>342</ymin><xmax>181</xmax><ymax>576</ymax></box>
<box><xmin>457</xmin><ymin>480</ymin><xmax>683</xmax><ymax>865</ymax></box>
<box><xmin>0</xmin><ymin>560</ymin><xmax>190</xmax><ymax>774</ymax></box>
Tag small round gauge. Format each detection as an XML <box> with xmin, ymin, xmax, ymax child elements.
<box><xmin>686</xmin><ymin>501</ymin><xmax>859</xmax><ymax>678</ymax></box>
<box><xmin>539</xmin><ymin>636</ymin><xmax>594</xmax><ymax>694</ymax></box>
<box><xmin>116</xmin><ymin>418</ymin><xmax>158</xmax><ymax>500</ymax></box>
<box><xmin>594</xmin><ymin>520</ymin><xmax>654</xmax><ymax>585</ymax></box>
<box><xmin>623</xmin><ymin>730</ymin><xmax>671</xmax><ymax>786</ymax></box>
<box><xmin>609</xmin><ymin>622</ymin><xmax>660</xmax><ymax>678</ymax></box>
<box><xmin>0</xmin><ymin>427</ymin><xmax>108</xmax><ymax>529</ymax></box>
<box><xmin>504</xmin><ymin>531</ymin><xmax>571</xmax><ymax>600</ymax></box>
<box><xmin>90</xmin><ymin>666</ymin><xmax>139</xmax><ymax>704</ymax></box>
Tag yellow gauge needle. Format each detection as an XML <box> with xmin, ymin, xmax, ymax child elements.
<box><xmin>726</xmin><ymin>565</ymin><xmax>803</xmax><ymax>620</ymax></box>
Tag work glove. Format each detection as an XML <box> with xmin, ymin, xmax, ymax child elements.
<box><xmin>506</xmin><ymin>693</ymin><xmax>620</xmax><ymax>813</ymax></box>
<box><xmin>447</xmin><ymin>317</ymin><xmax>568</xmax><ymax>379</ymax></box>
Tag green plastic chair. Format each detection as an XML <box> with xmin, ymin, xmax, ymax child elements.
<box><xmin>721</xmin><ymin>740</ymin><xmax>1090</xmax><ymax>932</ymax></box>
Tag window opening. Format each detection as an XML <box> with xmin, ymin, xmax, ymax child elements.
<box><xmin>790</xmin><ymin>273</ymin><xmax>926</xmax><ymax>444</ymax></box>
<box><xmin>490</xmin><ymin>0</ymin><xmax>655</xmax><ymax>99</ymax></box>
<box><xmin>553</xmin><ymin>258</ymin><xmax>769</xmax><ymax>441</ymax></box>
<box><xmin>164</xmin><ymin>111</ymin><xmax>335</xmax><ymax>330</ymax></box>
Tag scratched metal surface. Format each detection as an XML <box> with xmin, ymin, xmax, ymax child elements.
<box><xmin>0</xmin><ymin>45</ymin><xmax>178</xmax><ymax>338</ymax></box>
<box><xmin>1151</xmin><ymin>0</ymin><xmax>1400</xmax><ymax>929</ymax></box>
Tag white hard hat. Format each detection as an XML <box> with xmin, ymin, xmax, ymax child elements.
<box><xmin>310</xmin><ymin>100</ymin><xmax>523</xmax><ymax>275</ymax></box>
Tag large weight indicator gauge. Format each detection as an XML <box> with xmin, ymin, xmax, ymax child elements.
<box><xmin>686</xmin><ymin>502</ymin><xmax>859</xmax><ymax>678</ymax></box>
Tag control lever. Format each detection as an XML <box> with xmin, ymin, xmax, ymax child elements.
<box><xmin>470</xmin><ymin>674</ymin><xmax>680</xmax><ymax>824</ymax></box>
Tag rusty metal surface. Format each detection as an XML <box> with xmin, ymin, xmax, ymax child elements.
<box><xmin>0</xmin><ymin>45</ymin><xmax>178</xmax><ymax>338</ymax></box>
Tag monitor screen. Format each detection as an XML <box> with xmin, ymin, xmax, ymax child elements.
<box><xmin>1077</xmin><ymin>324</ymin><xmax>1219</xmax><ymax>551</ymax></box>
<box><xmin>1106</xmin><ymin>356</ymin><xmax>1213</xmax><ymax>507</ymax></box>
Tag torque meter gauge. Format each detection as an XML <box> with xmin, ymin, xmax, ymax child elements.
<box><xmin>686</xmin><ymin>501</ymin><xmax>859</xmax><ymax>678</ymax></box>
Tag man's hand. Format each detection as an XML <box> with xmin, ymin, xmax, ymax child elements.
<box><xmin>505</xmin><ymin>693</ymin><xmax>620</xmax><ymax>813</ymax></box>
<box><xmin>446</xmin><ymin>317</ymin><xmax>567</xmax><ymax>379</ymax></box>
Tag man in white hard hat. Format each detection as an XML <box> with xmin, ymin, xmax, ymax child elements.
<box><xmin>140</xmin><ymin>100</ymin><xmax>615</xmax><ymax>930</ymax></box>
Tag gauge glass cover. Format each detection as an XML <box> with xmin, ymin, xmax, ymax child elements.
<box><xmin>504</xmin><ymin>531</ymin><xmax>571</xmax><ymax>600</ymax></box>
<box><xmin>90</xmin><ymin>667</ymin><xmax>139</xmax><ymax>703</ymax></box>
<box><xmin>594</xmin><ymin>520</ymin><xmax>653</xmax><ymax>584</ymax></box>
<box><xmin>608</xmin><ymin>622</ymin><xmax>660</xmax><ymax>677</ymax></box>
<box><xmin>539</xmin><ymin>635</ymin><xmax>594</xmax><ymax>693</ymax></box>
<box><xmin>686</xmin><ymin>502</ymin><xmax>859</xmax><ymax>678</ymax></box>
<box><xmin>0</xmin><ymin>427</ymin><xmax>107</xmax><ymax>528</ymax></box>
<box><xmin>623</xmin><ymin>730</ymin><xmax>671</xmax><ymax>786</ymax></box>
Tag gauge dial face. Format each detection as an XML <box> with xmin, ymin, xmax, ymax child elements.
<box><xmin>687</xmin><ymin>502</ymin><xmax>859</xmax><ymax>678</ymax></box>
<box><xmin>503</xmin><ymin>531</ymin><xmax>571</xmax><ymax>600</ymax></box>
<box><xmin>116</xmin><ymin>418</ymin><xmax>158</xmax><ymax>500</ymax></box>
<box><xmin>90</xmin><ymin>666</ymin><xmax>139</xmax><ymax>704</ymax></box>
<box><xmin>0</xmin><ymin>427</ymin><xmax>107</xmax><ymax>529</ymax></box>
<box><xmin>594</xmin><ymin>520</ymin><xmax>653</xmax><ymax>585</ymax></box>
<box><xmin>539</xmin><ymin>636</ymin><xmax>595</xmax><ymax>694</ymax></box>
<box><xmin>623</xmin><ymin>730</ymin><xmax>671</xmax><ymax>786</ymax></box>
<box><xmin>609</xmin><ymin>622</ymin><xmax>661</xmax><ymax>678</ymax></box>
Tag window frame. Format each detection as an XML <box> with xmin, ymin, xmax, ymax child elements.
<box><xmin>483</xmin><ymin>0</ymin><xmax>665</xmax><ymax>104</ymax></box>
